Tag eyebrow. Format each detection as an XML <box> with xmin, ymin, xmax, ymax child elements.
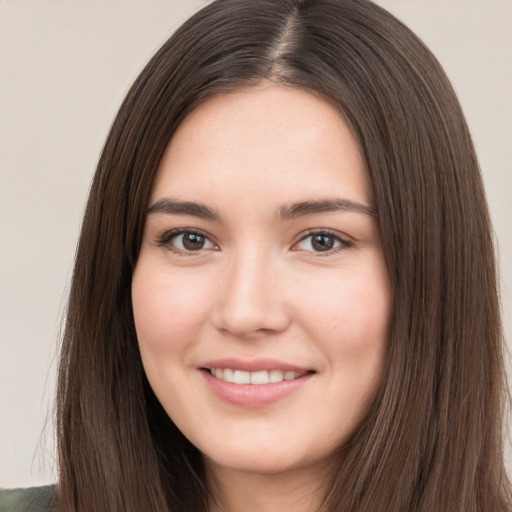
<box><xmin>278</xmin><ymin>198</ymin><xmax>376</xmax><ymax>220</ymax></box>
<box><xmin>147</xmin><ymin>198</ymin><xmax>221</xmax><ymax>221</ymax></box>
<box><xmin>147</xmin><ymin>197</ymin><xmax>376</xmax><ymax>222</ymax></box>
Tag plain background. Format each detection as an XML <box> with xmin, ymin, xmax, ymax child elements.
<box><xmin>1</xmin><ymin>0</ymin><xmax>511</xmax><ymax>488</ymax></box>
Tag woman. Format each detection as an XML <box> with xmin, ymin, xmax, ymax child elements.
<box><xmin>3</xmin><ymin>0</ymin><xmax>510</xmax><ymax>510</ymax></box>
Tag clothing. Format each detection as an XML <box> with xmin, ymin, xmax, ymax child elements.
<box><xmin>0</xmin><ymin>486</ymin><xmax>56</xmax><ymax>512</ymax></box>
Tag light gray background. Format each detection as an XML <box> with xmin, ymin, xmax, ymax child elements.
<box><xmin>1</xmin><ymin>0</ymin><xmax>511</xmax><ymax>488</ymax></box>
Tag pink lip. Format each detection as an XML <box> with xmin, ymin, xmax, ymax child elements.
<box><xmin>198</xmin><ymin>359</ymin><xmax>315</xmax><ymax>407</ymax></box>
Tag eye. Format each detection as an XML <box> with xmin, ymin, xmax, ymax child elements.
<box><xmin>157</xmin><ymin>229</ymin><xmax>217</xmax><ymax>254</ymax></box>
<box><xmin>292</xmin><ymin>230</ymin><xmax>352</xmax><ymax>253</ymax></box>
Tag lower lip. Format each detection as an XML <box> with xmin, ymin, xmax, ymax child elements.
<box><xmin>201</xmin><ymin>370</ymin><xmax>314</xmax><ymax>407</ymax></box>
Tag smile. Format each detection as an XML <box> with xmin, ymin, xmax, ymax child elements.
<box><xmin>202</xmin><ymin>367</ymin><xmax>315</xmax><ymax>407</ymax></box>
<box><xmin>207</xmin><ymin>368</ymin><xmax>308</xmax><ymax>384</ymax></box>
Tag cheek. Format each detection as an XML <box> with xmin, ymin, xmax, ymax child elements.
<box><xmin>300</xmin><ymin>272</ymin><xmax>391</xmax><ymax>338</ymax></box>
<box><xmin>296</xmin><ymin>262</ymin><xmax>392</xmax><ymax>378</ymax></box>
<box><xmin>131</xmin><ymin>262</ymin><xmax>214</xmax><ymax>356</ymax></box>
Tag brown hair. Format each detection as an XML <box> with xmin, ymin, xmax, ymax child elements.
<box><xmin>56</xmin><ymin>0</ymin><xmax>511</xmax><ymax>510</ymax></box>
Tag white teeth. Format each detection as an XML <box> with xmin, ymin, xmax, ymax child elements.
<box><xmin>268</xmin><ymin>369</ymin><xmax>284</xmax><ymax>383</ymax></box>
<box><xmin>208</xmin><ymin>368</ymin><xmax>303</xmax><ymax>384</ymax></box>
<box><xmin>233</xmin><ymin>370</ymin><xmax>251</xmax><ymax>384</ymax></box>
<box><xmin>250</xmin><ymin>370</ymin><xmax>269</xmax><ymax>384</ymax></box>
<box><xmin>223</xmin><ymin>368</ymin><xmax>234</xmax><ymax>382</ymax></box>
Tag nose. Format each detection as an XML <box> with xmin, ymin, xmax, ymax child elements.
<box><xmin>211</xmin><ymin>251</ymin><xmax>291</xmax><ymax>338</ymax></box>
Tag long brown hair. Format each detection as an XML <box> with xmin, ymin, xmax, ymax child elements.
<box><xmin>56</xmin><ymin>0</ymin><xmax>511</xmax><ymax>510</ymax></box>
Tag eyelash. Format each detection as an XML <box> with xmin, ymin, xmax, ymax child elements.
<box><xmin>155</xmin><ymin>228</ymin><xmax>218</xmax><ymax>257</ymax></box>
<box><xmin>155</xmin><ymin>228</ymin><xmax>353</xmax><ymax>256</ymax></box>
<box><xmin>293</xmin><ymin>229</ymin><xmax>353</xmax><ymax>255</ymax></box>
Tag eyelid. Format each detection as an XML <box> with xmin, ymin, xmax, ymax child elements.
<box><xmin>291</xmin><ymin>228</ymin><xmax>353</xmax><ymax>254</ymax></box>
<box><xmin>155</xmin><ymin>228</ymin><xmax>219</xmax><ymax>256</ymax></box>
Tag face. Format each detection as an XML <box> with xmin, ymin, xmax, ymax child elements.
<box><xmin>132</xmin><ymin>83</ymin><xmax>392</xmax><ymax>480</ymax></box>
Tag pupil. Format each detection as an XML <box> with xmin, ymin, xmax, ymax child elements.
<box><xmin>312</xmin><ymin>234</ymin><xmax>334</xmax><ymax>251</ymax></box>
<box><xmin>183</xmin><ymin>233</ymin><xmax>205</xmax><ymax>250</ymax></box>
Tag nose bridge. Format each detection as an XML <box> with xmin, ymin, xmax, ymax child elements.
<box><xmin>213</xmin><ymin>244</ymin><xmax>288</xmax><ymax>337</ymax></box>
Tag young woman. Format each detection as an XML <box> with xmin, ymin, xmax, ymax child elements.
<box><xmin>3</xmin><ymin>0</ymin><xmax>510</xmax><ymax>510</ymax></box>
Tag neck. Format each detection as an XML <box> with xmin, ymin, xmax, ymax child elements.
<box><xmin>206</xmin><ymin>460</ymin><xmax>335</xmax><ymax>512</ymax></box>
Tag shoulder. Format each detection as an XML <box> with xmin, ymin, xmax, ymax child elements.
<box><xmin>0</xmin><ymin>486</ymin><xmax>57</xmax><ymax>512</ymax></box>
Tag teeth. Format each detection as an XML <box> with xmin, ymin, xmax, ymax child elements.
<box><xmin>250</xmin><ymin>370</ymin><xmax>269</xmax><ymax>384</ymax></box>
<box><xmin>209</xmin><ymin>368</ymin><xmax>303</xmax><ymax>384</ymax></box>
<box><xmin>233</xmin><ymin>370</ymin><xmax>251</xmax><ymax>384</ymax></box>
<box><xmin>269</xmin><ymin>369</ymin><xmax>284</xmax><ymax>383</ymax></box>
<box><xmin>223</xmin><ymin>368</ymin><xmax>234</xmax><ymax>382</ymax></box>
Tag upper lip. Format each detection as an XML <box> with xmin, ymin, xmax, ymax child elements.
<box><xmin>199</xmin><ymin>358</ymin><xmax>313</xmax><ymax>373</ymax></box>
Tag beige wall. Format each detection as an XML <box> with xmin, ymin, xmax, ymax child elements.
<box><xmin>1</xmin><ymin>0</ymin><xmax>510</xmax><ymax>488</ymax></box>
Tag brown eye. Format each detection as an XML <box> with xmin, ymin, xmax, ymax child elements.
<box><xmin>161</xmin><ymin>230</ymin><xmax>216</xmax><ymax>253</ymax></box>
<box><xmin>182</xmin><ymin>232</ymin><xmax>206</xmax><ymax>250</ymax></box>
<box><xmin>293</xmin><ymin>231</ymin><xmax>352</xmax><ymax>254</ymax></box>
<box><xmin>311</xmin><ymin>234</ymin><xmax>335</xmax><ymax>251</ymax></box>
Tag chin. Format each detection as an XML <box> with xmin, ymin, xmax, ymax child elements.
<box><xmin>197</xmin><ymin>430</ymin><xmax>343</xmax><ymax>478</ymax></box>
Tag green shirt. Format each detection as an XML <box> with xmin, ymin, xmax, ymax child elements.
<box><xmin>0</xmin><ymin>486</ymin><xmax>56</xmax><ymax>512</ymax></box>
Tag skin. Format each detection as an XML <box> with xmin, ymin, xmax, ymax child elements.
<box><xmin>132</xmin><ymin>83</ymin><xmax>393</xmax><ymax>512</ymax></box>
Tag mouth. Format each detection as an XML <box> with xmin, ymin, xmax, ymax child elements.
<box><xmin>199</xmin><ymin>359</ymin><xmax>316</xmax><ymax>406</ymax></box>
<box><xmin>204</xmin><ymin>368</ymin><xmax>313</xmax><ymax>385</ymax></box>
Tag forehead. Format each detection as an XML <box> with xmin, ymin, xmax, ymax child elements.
<box><xmin>150</xmin><ymin>83</ymin><xmax>369</xmax><ymax>211</ymax></box>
